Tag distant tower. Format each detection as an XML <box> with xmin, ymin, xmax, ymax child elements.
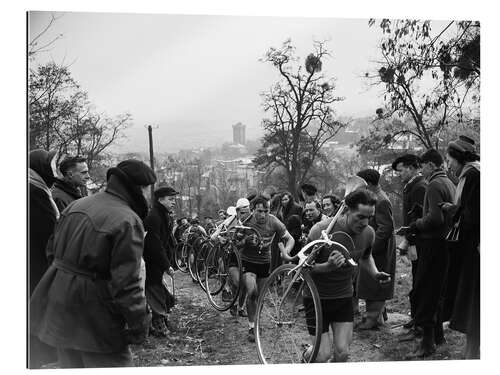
<box><xmin>232</xmin><ymin>122</ymin><xmax>246</xmax><ymax>145</ymax></box>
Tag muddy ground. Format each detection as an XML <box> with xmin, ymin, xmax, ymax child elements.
<box><xmin>132</xmin><ymin>256</ymin><xmax>466</xmax><ymax>367</ymax></box>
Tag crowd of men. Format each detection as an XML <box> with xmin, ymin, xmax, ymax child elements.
<box><xmin>28</xmin><ymin>134</ymin><xmax>480</xmax><ymax>368</ymax></box>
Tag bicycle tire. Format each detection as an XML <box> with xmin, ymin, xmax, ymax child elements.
<box><xmin>174</xmin><ymin>243</ymin><xmax>189</xmax><ymax>273</ymax></box>
<box><xmin>196</xmin><ymin>240</ymin><xmax>212</xmax><ymax>292</ymax></box>
<box><xmin>205</xmin><ymin>244</ymin><xmax>242</xmax><ymax>311</ymax></box>
<box><xmin>255</xmin><ymin>263</ymin><xmax>322</xmax><ymax>364</ymax></box>
<box><xmin>187</xmin><ymin>245</ymin><xmax>198</xmax><ymax>283</ymax></box>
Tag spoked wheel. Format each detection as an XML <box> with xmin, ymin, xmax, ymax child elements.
<box><xmin>175</xmin><ymin>243</ymin><xmax>189</xmax><ymax>273</ymax></box>
<box><xmin>205</xmin><ymin>244</ymin><xmax>242</xmax><ymax>311</ymax></box>
<box><xmin>196</xmin><ymin>240</ymin><xmax>212</xmax><ymax>292</ymax></box>
<box><xmin>255</xmin><ymin>263</ymin><xmax>322</xmax><ymax>364</ymax></box>
<box><xmin>187</xmin><ymin>245</ymin><xmax>198</xmax><ymax>283</ymax></box>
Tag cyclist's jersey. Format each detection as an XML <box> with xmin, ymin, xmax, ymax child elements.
<box><xmin>242</xmin><ymin>214</ymin><xmax>286</xmax><ymax>264</ymax></box>
<box><xmin>307</xmin><ymin>215</ymin><xmax>374</xmax><ymax>299</ymax></box>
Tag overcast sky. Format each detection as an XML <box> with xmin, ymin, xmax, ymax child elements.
<box><xmin>29</xmin><ymin>11</ymin><xmax>449</xmax><ymax>153</ymax></box>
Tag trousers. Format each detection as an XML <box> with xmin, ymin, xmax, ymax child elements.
<box><xmin>413</xmin><ymin>238</ymin><xmax>449</xmax><ymax>328</ymax></box>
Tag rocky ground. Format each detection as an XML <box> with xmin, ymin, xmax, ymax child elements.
<box><xmin>132</xmin><ymin>255</ymin><xmax>466</xmax><ymax>367</ymax></box>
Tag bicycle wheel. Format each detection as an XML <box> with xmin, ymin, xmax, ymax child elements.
<box><xmin>175</xmin><ymin>243</ymin><xmax>189</xmax><ymax>273</ymax></box>
<box><xmin>255</xmin><ymin>263</ymin><xmax>322</xmax><ymax>364</ymax></box>
<box><xmin>187</xmin><ymin>245</ymin><xmax>198</xmax><ymax>283</ymax></box>
<box><xmin>196</xmin><ymin>240</ymin><xmax>212</xmax><ymax>292</ymax></box>
<box><xmin>205</xmin><ymin>244</ymin><xmax>242</xmax><ymax>311</ymax></box>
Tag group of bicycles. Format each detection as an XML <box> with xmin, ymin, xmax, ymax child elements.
<box><xmin>172</xmin><ymin>175</ymin><xmax>364</xmax><ymax>364</ymax></box>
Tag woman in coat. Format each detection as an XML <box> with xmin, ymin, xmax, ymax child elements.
<box><xmin>442</xmin><ymin>135</ymin><xmax>480</xmax><ymax>359</ymax></box>
<box><xmin>28</xmin><ymin>149</ymin><xmax>59</xmax><ymax>368</ymax></box>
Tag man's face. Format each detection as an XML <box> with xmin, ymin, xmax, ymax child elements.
<box><xmin>395</xmin><ymin>162</ymin><xmax>415</xmax><ymax>183</ymax></box>
<box><xmin>159</xmin><ymin>195</ymin><xmax>176</xmax><ymax>211</ymax></box>
<box><xmin>67</xmin><ymin>162</ymin><xmax>90</xmax><ymax>187</ymax></box>
<box><xmin>346</xmin><ymin>204</ymin><xmax>375</xmax><ymax>234</ymax></box>
<box><xmin>421</xmin><ymin>161</ymin><xmax>435</xmax><ymax>179</ymax></box>
<box><xmin>281</xmin><ymin>194</ymin><xmax>290</xmax><ymax>206</ymax></box>
<box><xmin>253</xmin><ymin>203</ymin><xmax>269</xmax><ymax>224</ymax></box>
<box><xmin>237</xmin><ymin>206</ymin><xmax>251</xmax><ymax>222</ymax></box>
<box><xmin>322</xmin><ymin>198</ymin><xmax>334</xmax><ymax>216</ymax></box>
<box><xmin>205</xmin><ymin>217</ymin><xmax>213</xmax><ymax>225</ymax></box>
<box><xmin>181</xmin><ymin>218</ymin><xmax>189</xmax><ymax>226</ymax></box>
<box><xmin>445</xmin><ymin>154</ymin><xmax>461</xmax><ymax>175</ymax></box>
<box><xmin>218</xmin><ymin>211</ymin><xmax>226</xmax><ymax>220</ymax></box>
<box><xmin>304</xmin><ymin>202</ymin><xmax>320</xmax><ymax>221</ymax></box>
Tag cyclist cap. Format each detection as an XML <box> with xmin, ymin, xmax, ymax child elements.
<box><xmin>236</xmin><ymin>198</ymin><xmax>250</xmax><ymax>209</ymax></box>
<box><xmin>226</xmin><ymin>206</ymin><xmax>237</xmax><ymax>216</ymax></box>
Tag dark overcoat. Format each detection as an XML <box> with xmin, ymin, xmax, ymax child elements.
<box><xmin>51</xmin><ymin>179</ymin><xmax>83</xmax><ymax>212</ymax></box>
<box><xmin>449</xmin><ymin>165</ymin><xmax>480</xmax><ymax>338</ymax></box>
<box><xmin>143</xmin><ymin>202</ymin><xmax>176</xmax><ymax>286</ymax></box>
<box><xmin>357</xmin><ymin>187</ymin><xmax>396</xmax><ymax>301</ymax></box>
<box><xmin>29</xmin><ymin>175</ymin><xmax>149</xmax><ymax>353</ymax></box>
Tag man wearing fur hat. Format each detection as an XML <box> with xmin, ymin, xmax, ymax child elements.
<box><xmin>30</xmin><ymin>160</ymin><xmax>157</xmax><ymax>368</ymax></box>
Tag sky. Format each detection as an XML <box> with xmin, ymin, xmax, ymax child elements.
<box><xmin>29</xmin><ymin>11</ymin><xmax>449</xmax><ymax>154</ymax></box>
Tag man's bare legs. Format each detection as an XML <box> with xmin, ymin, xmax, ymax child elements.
<box><xmin>303</xmin><ymin>322</ymin><xmax>353</xmax><ymax>362</ymax></box>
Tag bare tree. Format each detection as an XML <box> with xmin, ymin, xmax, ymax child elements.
<box><xmin>254</xmin><ymin>40</ymin><xmax>347</xmax><ymax>197</ymax></box>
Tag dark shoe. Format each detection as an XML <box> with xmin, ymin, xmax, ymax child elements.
<box><xmin>403</xmin><ymin>318</ymin><xmax>415</xmax><ymax>329</ymax></box>
<box><xmin>164</xmin><ymin>318</ymin><xmax>177</xmax><ymax>333</ymax></box>
<box><xmin>398</xmin><ymin>328</ymin><xmax>421</xmax><ymax>342</ymax></box>
<box><xmin>222</xmin><ymin>289</ymin><xmax>233</xmax><ymax>302</ymax></box>
<box><xmin>238</xmin><ymin>308</ymin><xmax>248</xmax><ymax>317</ymax></box>
<box><xmin>406</xmin><ymin>342</ymin><xmax>436</xmax><ymax>359</ymax></box>
<box><xmin>357</xmin><ymin>319</ymin><xmax>379</xmax><ymax>331</ymax></box>
<box><xmin>248</xmin><ymin>328</ymin><xmax>255</xmax><ymax>343</ymax></box>
<box><xmin>382</xmin><ymin>308</ymin><xmax>388</xmax><ymax>322</ymax></box>
<box><xmin>151</xmin><ymin>318</ymin><xmax>168</xmax><ymax>337</ymax></box>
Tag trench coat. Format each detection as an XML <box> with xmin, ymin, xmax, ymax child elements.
<box><xmin>29</xmin><ymin>175</ymin><xmax>150</xmax><ymax>353</ymax></box>
<box><xmin>357</xmin><ymin>187</ymin><xmax>396</xmax><ymax>301</ymax></box>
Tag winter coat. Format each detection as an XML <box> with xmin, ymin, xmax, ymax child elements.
<box><xmin>29</xmin><ymin>175</ymin><xmax>150</xmax><ymax>353</ymax></box>
<box><xmin>413</xmin><ymin>169</ymin><xmax>456</xmax><ymax>239</ymax></box>
<box><xmin>143</xmin><ymin>202</ymin><xmax>176</xmax><ymax>286</ymax></box>
<box><xmin>402</xmin><ymin>175</ymin><xmax>427</xmax><ymax>225</ymax></box>
<box><xmin>51</xmin><ymin>178</ymin><xmax>83</xmax><ymax>212</ymax></box>
<box><xmin>28</xmin><ymin>150</ymin><xmax>59</xmax><ymax>296</ymax></box>
<box><xmin>29</xmin><ymin>182</ymin><xmax>58</xmax><ymax>296</ymax></box>
<box><xmin>357</xmin><ymin>187</ymin><xmax>396</xmax><ymax>301</ymax></box>
<box><xmin>449</xmin><ymin>163</ymin><xmax>480</xmax><ymax>337</ymax></box>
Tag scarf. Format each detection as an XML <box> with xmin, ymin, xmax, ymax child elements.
<box><xmin>454</xmin><ymin>161</ymin><xmax>480</xmax><ymax>205</ymax></box>
<box><xmin>29</xmin><ymin>168</ymin><xmax>60</xmax><ymax>220</ymax></box>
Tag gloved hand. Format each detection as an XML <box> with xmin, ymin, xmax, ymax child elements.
<box><xmin>125</xmin><ymin>310</ymin><xmax>152</xmax><ymax>345</ymax></box>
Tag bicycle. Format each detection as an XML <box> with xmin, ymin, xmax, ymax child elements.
<box><xmin>204</xmin><ymin>225</ymin><xmax>263</xmax><ymax>312</ymax></box>
<box><xmin>254</xmin><ymin>176</ymin><xmax>366</xmax><ymax>364</ymax></box>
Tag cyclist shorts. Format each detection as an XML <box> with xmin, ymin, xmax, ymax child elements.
<box><xmin>304</xmin><ymin>297</ymin><xmax>353</xmax><ymax>335</ymax></box>
<box><xmin>228</xmin><ymin>252</ymin><xmax>238</xmax><ymax>268</ymax></box>
<box><xmin>241</xmin><ymin>260</ymin><xmax>270</xmax><ymax>279</ymax></box>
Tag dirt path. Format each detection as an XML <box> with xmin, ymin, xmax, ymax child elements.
<box><xmin>132</xmin><ymin>259</ymin><xmax>466</xmax><ymax>366</ymax></box>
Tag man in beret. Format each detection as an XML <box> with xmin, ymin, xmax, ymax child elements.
<box><xmin>30</xmin><ymin>159</ymin><xmax>157</xmax><ymax>368</ymax></box>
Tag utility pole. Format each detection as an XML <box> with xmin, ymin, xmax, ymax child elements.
<box><xmin>147</xmin><ymin>125</ymin><xmax>155</xmax><ymax>203</ymax></box>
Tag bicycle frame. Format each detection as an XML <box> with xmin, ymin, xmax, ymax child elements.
<box><xmin>276</xmin><ymin>237</ymin><xmax>356</xmax><ymax>318</ymax></box>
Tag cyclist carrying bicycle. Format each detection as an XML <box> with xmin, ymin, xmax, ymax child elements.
<box><xmin>242</xmin><ymin>195</ymin><xmax>295</xmax><ymax>342</ymax></box>
<box><xmin>303</xmin><ymin>189</ymin><xmax>390</xmax><ymax>362</ymax></box>
<box><xmin>210</xmin><ymin>198</ymin><xmax>252</xmax><ymax>317</ymax></box>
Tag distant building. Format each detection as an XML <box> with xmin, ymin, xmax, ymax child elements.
<box><xmin>232</xmin><ymin>122</ymin><xmax>246</xmax><ymax>145</ymax></box>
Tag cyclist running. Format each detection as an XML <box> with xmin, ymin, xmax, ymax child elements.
<box><xmin>242</xmin><ymin>195</ymin><xmax>295</xmax><ymax>342</ymax></box>
<box><xmin>210</xmin><ymin>198</ymin><xmax>252</xmax><ymax>317</ymax></box>
<box><xmin>303</xmin><ymin>189</ymin><xmax>390</xmax><ymax>362</ymax></box>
